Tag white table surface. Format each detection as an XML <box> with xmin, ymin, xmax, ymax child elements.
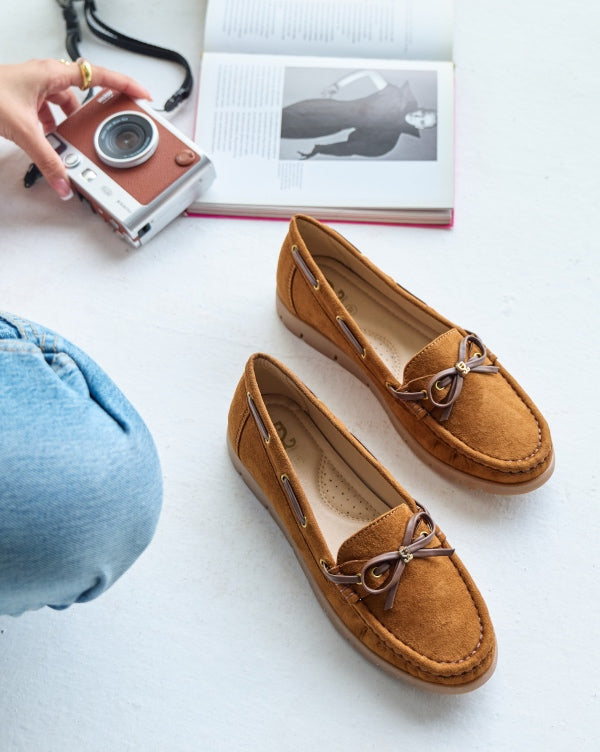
<box><xmin>1</xmin><ymin>2</ymin><xmax>598</xmax><ymax>750</ymax></box>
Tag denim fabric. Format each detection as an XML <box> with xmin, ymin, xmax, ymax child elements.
<box><xmin>0</xmin><ymin>312</ymin><xmax>162</xmax><ymax>616</ymax></box>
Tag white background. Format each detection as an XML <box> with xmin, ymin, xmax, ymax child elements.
<box><xmin>0</xmin><ymin>2</ymin><xmax>598</xmax><ymax>750</ymax></box>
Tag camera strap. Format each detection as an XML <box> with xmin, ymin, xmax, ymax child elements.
<box><xmin>55</xmin><ymin>0</ymin><xmax>194</xmax><ymax>112</ymax></box>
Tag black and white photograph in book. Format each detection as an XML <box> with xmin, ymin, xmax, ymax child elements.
<box><xmin>279</xmin><ymin>67</ymin><xmax>438</xmax><ymax>161</ymax></box>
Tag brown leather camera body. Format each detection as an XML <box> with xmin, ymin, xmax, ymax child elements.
<box><xmin>56</xmin><ymin>88</ymin><xmax>201</xmax><ymax>206</ymax></box>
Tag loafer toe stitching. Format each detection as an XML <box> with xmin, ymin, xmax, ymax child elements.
<box><xmin>327</xmin><ymin>511</ymin><xmax>489</xmax><ymax>674</ymax></box>
<box><xmin>321</xmin><ymin>556</ymin><xmax>493</xmax><ymax>681</ymax></box>
<box><xmin>412</xmin><ymin>368</ymin><xmax>548</xmax><ymax>470</ymax></box>
<box><xmin>344</xmin><ymin>557</ymin><xmax>492</xmax><ymax>679</ymax></box>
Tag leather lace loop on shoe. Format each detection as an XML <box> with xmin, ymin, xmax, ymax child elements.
<box><xmin>389</xmin><ymin>334</ymin><xmax>499</xmax><ymax>422</ymax></box>
<box><xmin>321</xmin><ymin>509</ymin><xmax>454</xmax><ymax>611</ymax></box>
<box><xmin>292</xmin><ymin>245</ymin><xmax>319</xmax><ymax>289</ymax></box>
<box><xmin>281</xmin><ymin>473</ymin><xmax>307</xmax><ymax>527</ymax></box>
<box><xmin>336</xmin><ymin>316</ymin><xmax>366</xmax><ymax>358</ymax></box>
<box><xmin>247</xmin><ymin>392</ymin><xmax>270</xmax><ymax>442</ymax></box>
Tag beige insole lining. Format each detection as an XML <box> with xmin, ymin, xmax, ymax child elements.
<box><xmin>317</xmin><ymin>257</ymin><xmax>442</xmax><ymax>381</ymax></box>
<box><xmin>264</xmin><ymin>395</ymin><xmax>392</xmax><ymax>557</ymax></box>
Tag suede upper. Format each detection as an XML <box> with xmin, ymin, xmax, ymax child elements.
<box><xmin>228</xmin><ymin>353</ymin><xmax>497</xmax><ymax>690</ymax></box>
<box><xmin>336</xmin><ymin>505</ymin><xmax>485</xmax><ymax>667</ymax></box>
<box><xmin>275</xmin><ymin>214</ymin><xmax>554</xmax><ymax>492</ymax></box>
<box><xmin>402</xmin><ymin>328</ymin><xmax>543</xmax><ymax>462</ymax></box>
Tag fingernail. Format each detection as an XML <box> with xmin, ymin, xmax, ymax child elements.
<box><xmin>53</xmin><ymin>178</ymin><xmax>74</xmax><ymax>201</ymax></box>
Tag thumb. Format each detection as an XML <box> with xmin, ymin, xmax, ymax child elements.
<box><xmin>21</xmin><ymin>129</ymin><xmax>74</xmax><ymax>200</ymax></box>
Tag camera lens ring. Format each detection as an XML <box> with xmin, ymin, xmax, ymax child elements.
<box><xmin>94</xmin><ymin>111</ymin><xmax>159</xmax><ymax>169</ymax></box>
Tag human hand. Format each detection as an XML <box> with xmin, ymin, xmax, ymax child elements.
<box><xmin>0</xmin><ymin>59</ymin><xmax>151</xmax><ymax>199</ymax></box>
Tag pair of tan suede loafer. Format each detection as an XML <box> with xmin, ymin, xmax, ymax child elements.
<box><xmin>227</xmin><ymin>215</ymin><xmax>554</xmax><ymax>693</ymax></box>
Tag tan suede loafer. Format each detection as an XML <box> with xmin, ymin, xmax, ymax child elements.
<box><xmin>227</xmin><ymin>353</ymin><xmax>497</xmax><ymax>692</ymax></box>
<box><xmin>276</xmin><ymin>215</ymin><xmax>554</xmax><ymax>494</ymax></box>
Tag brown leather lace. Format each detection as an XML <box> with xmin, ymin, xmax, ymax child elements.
<box><xmin>389</xmin><ymin>333</ymin><xmax>499</xmax><ymax>421</ymax></box>
<box><xmin>321</xmin><ymin>508</ymin><xmax>454</xmax><ymax>610</ymax></box>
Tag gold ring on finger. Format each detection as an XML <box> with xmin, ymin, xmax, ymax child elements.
<box><xmin>76</xmin><ymin>57</ymin><xmax>93</xmax><ymax>91</ymax></box>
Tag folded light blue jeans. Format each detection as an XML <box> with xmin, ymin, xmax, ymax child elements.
<box><xmin>0</xmin><ymin>312</ymin><xmax>162</xmax><ymax>616</ymax></box>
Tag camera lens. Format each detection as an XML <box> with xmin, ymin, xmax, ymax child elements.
<box><xmin>94</xmin><ymin>111</ymin><xmax>159</xmax><ymax>168</ymax></box>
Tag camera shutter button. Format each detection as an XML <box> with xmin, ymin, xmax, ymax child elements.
<box><xmin>64</xmin><ymin>152</ymin><xmax>81</xmax><ymax>168</ymax></box>
<box><xmin>175</xmin><ymin>150</ymin><xmax>196</xmax><ymax>167</ymax></box>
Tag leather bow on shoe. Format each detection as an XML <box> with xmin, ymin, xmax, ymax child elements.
<box><xmin>427</xmin><ymin>334</ymin><xmax>499</xmax><ymax>421</ymax></box>
<box><xmin>322</xmin><ymin>509</ymin><xmax>454</xmax><ymax>610</ymax></box>
<box><xmin>390</xmin><ymin>333</ymin><xmax>499</xmax><ymax>422</ymax></box>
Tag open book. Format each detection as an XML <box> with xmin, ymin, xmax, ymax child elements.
<box><xmin>189</xmin><ymin>0</ymin><xmax>455</xmax><ymax>225</ymax></box>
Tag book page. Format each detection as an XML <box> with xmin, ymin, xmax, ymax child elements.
<box><xmin>194</xmin><ymin>53</ymin><xmax>454</xmax><ymax>212</ymax></box>
<box><xmin>204</xmin><ymin>0</ymin><xmax>453</xmax><ymax>61</ymax></box>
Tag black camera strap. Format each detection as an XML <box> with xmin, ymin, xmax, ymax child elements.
<box><xmin>55</xmin><ymin>0</ymin><xmax>194</xmax><ymax>112</ymax></box>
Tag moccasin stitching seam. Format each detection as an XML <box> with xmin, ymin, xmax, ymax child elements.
<box><xmin>385</xmin><ymin>359</ymin><xmax>550</xmax><ymax>473</ymax></box>
<box><xmin>233</xmin><ymin>404</ymin><xmax>251</xmax><ymax>454</ymax></box>
<box><xmin>316</xmin><ymin>555</ymin><xmax>493</xmax><ymax>680</ymax></box>
<box><xmin>345</xmin><ymin>554</ymin><xmax>485</xmax><ymax>669</ymax></box>
<box><xmin>412</xmin><ymin>368</ymin><xmax>545</xmax><ymax>468</ymax></box>
<box><xmin>338</xmin><ymin>562</ymin><xmax>488</xmax><ymax>678</ymax></box>
<box><xmin>390</xmin><ymin>332</ymin><xmax>545</xmax><ymax>465</ymax></box>
<box><xmin>367</xmin><ymin>627</ymin><xmax>492</xmax><ymax>681</ymax></box>
<box><xmin>420</xmin><ymin>421</ymin><xmax>551</xmax><ymax>477</ymax></box>
<box><xmin>346</xmin><ymin>597</ymin><xmax>489</xmax><ymax>680</ymax></box>
<box><xmin>336</xmin><ymin>510</ymin><xmax>486</xmax><ymax>670</ymax></box>
<box><xmin>404</xmin><ymin>328</ymin><xmax>458</xmax><ymax>371</ymax></box>
<box><xmin>392</xmin><ymin>345</ymin><xmax>548</xmax><ymax>468</ymax></box>
<box><xmin>283</xmin><ymin>262</ymin><xmax>297</xmax><ymax>314</ymax></box>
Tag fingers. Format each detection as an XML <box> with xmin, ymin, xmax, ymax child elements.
<box><xmin>34</xmin><ymin>58</ymin><xmax>151</xmax><ymax>103</ymax></box>
<box><xmin>43</xmin><ymin>59</ymin><xmax>151</xmax><ymax>101</ymax></box>
<box><xmin>16</xmin><ymin>123</ymin><xmax>73</xmax><ymax>200</ymax></box>
<box><xmin>86</xmin><ymin>63</ymin><xmax>152</xmax><ymax>100</ymax></box>
<box><xmin>38</xmin><ymin>101</ymin><xmax>58</xmax><ymax>134</ymax></box>
<box><xmin>6</xmin><ymin>59</ymin><xmax>152</xmax><ymax>201</ymax></box>
<box><xmin>47</xmin><ymin>87</ymin><xmax>81</xmax><ymax>119</ymax></box>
